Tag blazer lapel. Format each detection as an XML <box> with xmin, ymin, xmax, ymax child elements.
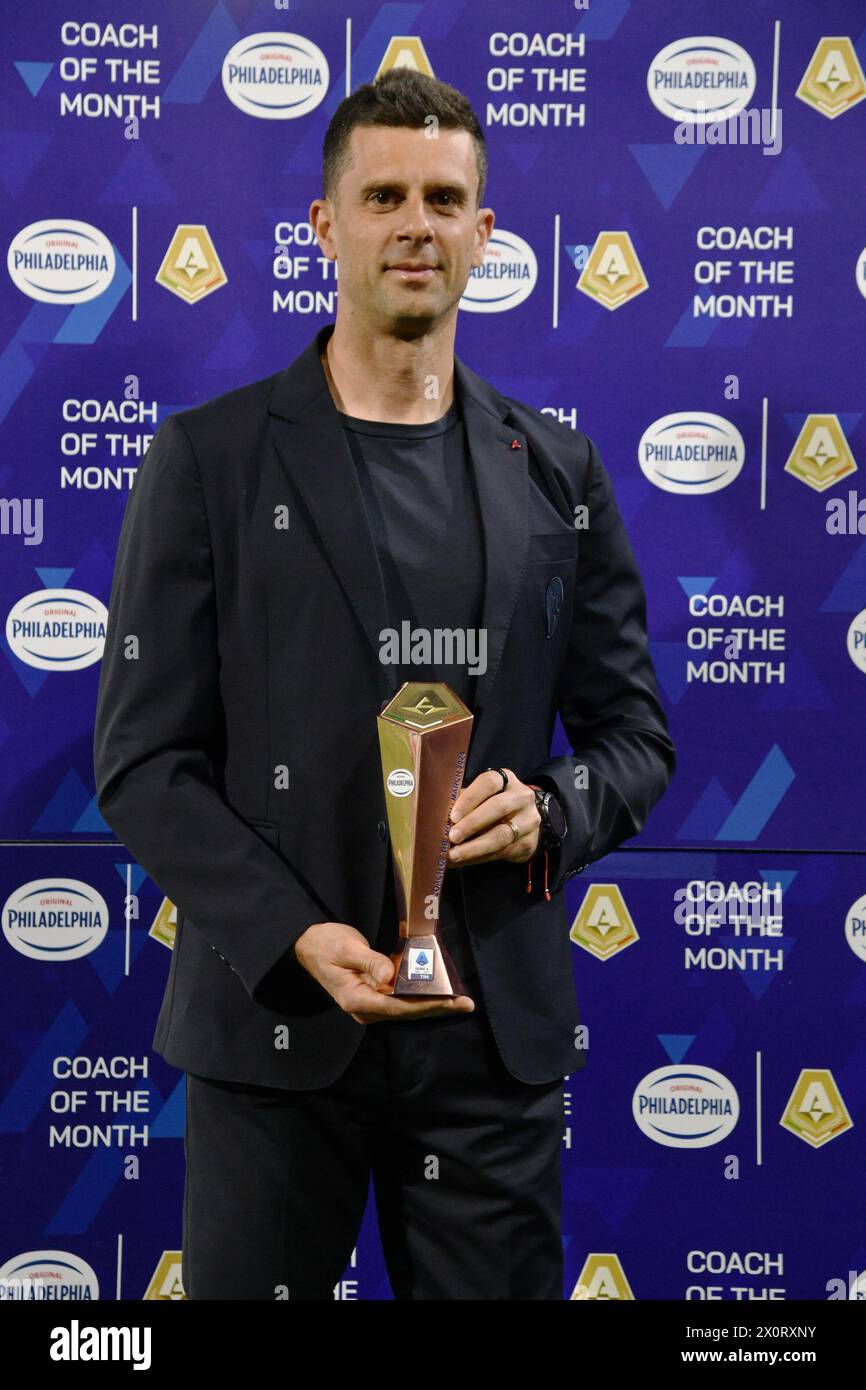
<box><xmin>452</xmin><ymin>360</ymin><xmax>529</xmax><ymax>739</ymax></box>
<box><xmin>268</xmin><ymin>325</ymin><xmax>396</xmax><ymax>705</ymax></box>
<box><xmin>267</xmin><ymin>323</ymin><xmax>530</xmax><ymax>732</ymax></box>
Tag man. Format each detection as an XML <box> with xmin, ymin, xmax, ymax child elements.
<box><xmin>93</xmin><ymin>68</ymin><xmax>675</xmax><ymax>1300</ymax></box>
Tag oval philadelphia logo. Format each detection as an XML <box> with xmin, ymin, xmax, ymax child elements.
<box><xmin>847</xmin><ymin>607</ymin><xmax>866</xmax><ymax>674</ymax></box>
<box><xmin>632</xmin><ymin>1063</ymin><xmax>739</xmax><ymax>1147</ymax></box>
<box><xmin>460</xmin><ymin>229</ymin><xmax>537</xmax><ymax>313</ymax></box>
<box><xmin>0</xmin><ymin>1251</ymin><xmax>99</xmax><ymax>1301</ymax></box>
<box><xmin>7</xmin><ymin>219</ymin><xmax>115</xmax><ymax>304</ymax></box>
<box><xmin>647</xmin><ymin>37</ymin><xmax>756</xmax><ymax>123</ymax></box>
<box><xmin>845</xmin><ymin>894</ymin><xmax>866</xmax><ymax>964</ymax></box>
<box><xmin>222</xmin><ymin>32</ymin><xmax>329</xmax><ymax>119</ymax></box>
<box><xmin>639</xmin><ymin>412</ymin><xmax>745</xmax><ymax>494</ymax></box>
<box><xmin>3</xmin><ymin>879</ymin><xmax>110</xmax><ymax>962</ymax></box>
<box><xmin>387</xmin><ymin>769</ymin><xmax>415</xmax><ymax>797</ymax></box>
<box><xmin>6</xmin><ymin>589</ymin><xmax>108</xmax><ymax>671</ymax></box>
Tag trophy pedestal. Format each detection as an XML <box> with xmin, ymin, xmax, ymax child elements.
<box><xmin>388</xmin><ymin>933</ymin><xmax>467</xmax><ymax>999</ymax></box>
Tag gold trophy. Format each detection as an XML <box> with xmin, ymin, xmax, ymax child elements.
<box><xmin>377</xmin><ymin>682</ymin><xmax>473</xmax><ymax>997</ymax></box>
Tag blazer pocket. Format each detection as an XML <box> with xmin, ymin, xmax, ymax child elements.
<box><xmin>526</xmin><ymin>531</ymin><xmax>579</xmax><ymax>564</ymax></box>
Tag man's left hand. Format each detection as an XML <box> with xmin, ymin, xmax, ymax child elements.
<box><xmin>447</xmin><ymin>767</ymin><xmax>541</xmax><ymax>866</ymax></box>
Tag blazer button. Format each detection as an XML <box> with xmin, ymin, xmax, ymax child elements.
<box><xmin>377</xmin><ymin>819</ymin><xmax>387</xmax><ymax>841</ymax></box>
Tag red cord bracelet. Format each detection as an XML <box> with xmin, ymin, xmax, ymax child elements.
<box><xmin>525</xmin><ymin>848</ymin><xmax>551</xmax><ymax>901</ymax></box>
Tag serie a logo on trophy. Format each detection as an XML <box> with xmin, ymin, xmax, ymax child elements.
<box><xmin>377</xmin><ymin>681</ymin><xmax>473</xmax><ymax>997</ymax></box>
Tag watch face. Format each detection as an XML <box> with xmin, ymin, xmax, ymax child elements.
<box><xmin>545</xmin><ymin>792</ymin><xmax>567</xmax><ymax>842</ymax></box>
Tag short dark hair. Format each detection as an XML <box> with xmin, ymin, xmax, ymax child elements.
<box><xmin>322</xmin><ymin>68</ymin><xmax>488</xmax><ymax>207</ymax></box>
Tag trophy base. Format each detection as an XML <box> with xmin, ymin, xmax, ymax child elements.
<box><xmin>387</xmin><ymin>934</ymin><xmax>468</xmax><ymax>998</ymax></box>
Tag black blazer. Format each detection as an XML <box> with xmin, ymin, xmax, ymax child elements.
<box><xmin>92</xmin><ymin>321</ymin><xmax>675</xmax><ymax>1089</ymax></box>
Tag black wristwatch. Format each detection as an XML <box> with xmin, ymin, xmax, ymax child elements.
<box><xmin>529</xmin><ymin>784</ymin><xmax>567</xmax><ymax>850</ymax></box>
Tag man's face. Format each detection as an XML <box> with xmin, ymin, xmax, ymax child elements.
<box><xmin>311</xmin><ymin>124</ymin><xmax>494</xmax><ymax>336</ymax></box>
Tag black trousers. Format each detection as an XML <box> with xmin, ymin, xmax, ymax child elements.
<box><xmin>181</xmin><ymin>877</ymin><xmax>566</xmax><ymax>1300</ymax></box>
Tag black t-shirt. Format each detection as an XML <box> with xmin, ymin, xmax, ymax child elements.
<box><xmin>338</xmin><ymin>387</ymin><xmax>486</xmax><ymax>1005</ymax></box>
<box><xmin>336</xmin><ymin>391</ymin><xmax>485</xmax><ymax>711</ymax></box>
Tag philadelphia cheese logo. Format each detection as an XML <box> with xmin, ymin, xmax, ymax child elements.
<box><xmin>6</xmin><ymin>588</ymin><xmax>108</xmax><ymax>671</ymax></box>
<box><xmin>222</xmin><ymin>33</ymin><xmax>329</xmax><ymax>119</ymax></box>
<box><xmin>633</xmin><ymin>1064</ymin><xmax>739</xmax><ymax>1147</ymax></box>
<box><xmin>0</xmin><ymin>1251</ymin><xmax>99</xmax><ymax>1300</ymax></box>
<box><xmin>3</xmin><ymin>879</ymin><xmax>110</xmax><ymax>962</ymax></box>
<box><xmin>460</xmin><ymin>229</ymin><xmax>536</xmax><ymax>313</ymax></box>
<box><xmin>847</xmin><ymin>607</ymin><xmax>866</xmax><ymax>675</ymax></box>
<box><xmin>639</xmin><ymin>412</ymin><xmax>745</xmax><ymax>493</ymax></box>
<box><xmin>387</xmin><ymin>769</ymin><xmax>415</xmax><ymax>797</ymax></box>
<box><xmin>845</xmin><ymin>893</ymin><xmax>866</xmax><ymax>963</ymax></box>
<box><xmin>7</xmin><ymin>219</ymin><xmax>115</xmax><ymax>304</ymax></box>
<box><xmin>647</xmin><ymin>37</ymin><xmax>756</xmax><ymax>123</ymax></box>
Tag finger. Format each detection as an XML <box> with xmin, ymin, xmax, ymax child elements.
<box><xmin>345</xmin><ymin>983</ymin><xmax>475</xmax><ymax>1022</ymax></box>
<box><xmin>333</xmin><ymin>942</ymin><xmax>395</xmax><ymax>987</ymax></box>
<box><xmin>386</xmin><ymin>995</ymin><xmax>476</xmax><ymax>1020</ymax></box>
<box><xmin>449</xmin><ymin>787</ymin><xmax>532</xmax><ymax>844</ymax></box>
<box><xmin>393</xmin><ymin>993</ymin><xmax>476</xmax><ymax>1016</ymax></box>
<box><xmin>448</xmin><ymin>773</ymin><xmax>489</xmax><ymax>823</ymax></box>
<box><xmin>354</xmin><ymin>999</ymin><xmax>476</xmax><ymax>1024</ymax></box>
<box><xmin>449</xmin><ymin>815</ymin><xmax>533</xmax><ymax>864</ymax></box>
<box><xmin>451</xmin><ymin>767</ymin><xmax>515</xmax><ymax>823</ymax></box>
<box><xmin>450</xmin><ymin>837</ymin><xmax>536</xmax><ymax>866</ymax></box>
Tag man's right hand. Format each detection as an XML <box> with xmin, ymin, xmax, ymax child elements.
<box><xmin>293</xmin><ymin>921</ymin><xmax>475</xmax><ymax>1025</ymax></box>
